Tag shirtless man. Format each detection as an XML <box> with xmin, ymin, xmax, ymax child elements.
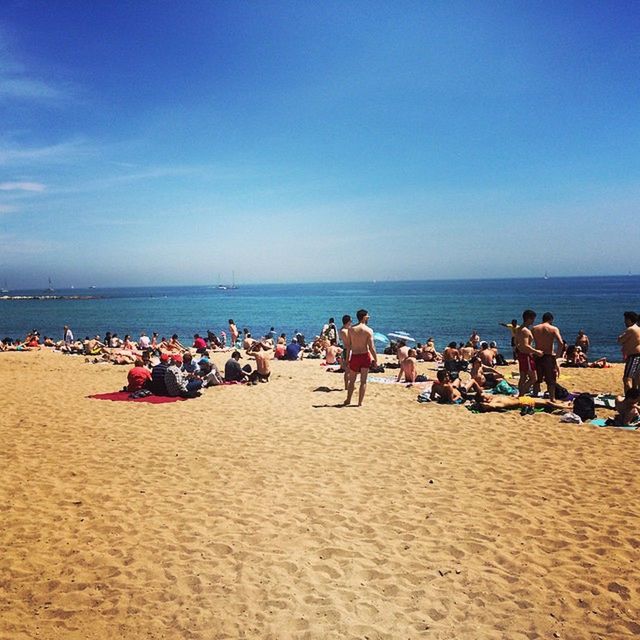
<box><xmin>339</xmin><ymin>315</ymin><xmax>352</xmax><ymax>390</ymax></box>
<box><xmin>474</xmin><ymin>395</ymin><xmax>570</xmax><ymax>413</ymax></box>
<box><xmin>618</xmin><ymin>311</ymin><xmax>640</xmax><ymax>392</ymax></box>
<box><xmin>344</xmin><ymin>309</ymin><xmax>377</xmax><ymax>406</ymax></box>
<box><xmin>515</xmin><ymin>309</ymin><xmax>543</xmax><ymax>396</ymax></box>
<box><xmin>477</xmin><ymin>342</ymin><xmax>495</xmax><ymax>366</ymax></box>
<box><xmin>430</xmin><ymin>369</ymin><xmax>486</xmax><ymax>403</ymax></box>
<box><xmin>459</xmin><ymin>342</ymin><xmax>476</xmax><ymax>363</ymax></box>
<box><xmin>397</xmin><ymin>348</ymin><xmax>418</xmax><ymax>383</ymax></box>
<box><xmin>430</xmin><ymin>370</ymin><xmax>463</xmax><ymax>403</ymax></box>
<box><xmin>246</xmin><ymin>342</ymin><xmax>273</xmax><ymax>382</ymax></box>
<box><xmin>531</xmin><ymin>312</ymin><xmax>564</xmax><ymax>401</ymax></box>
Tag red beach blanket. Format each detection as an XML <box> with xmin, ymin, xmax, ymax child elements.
<box><xmin>88</xmin><ymin>391</ymin><xmax>186</xmax><ymax>403</ymax></box>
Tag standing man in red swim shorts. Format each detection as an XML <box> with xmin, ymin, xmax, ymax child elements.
<box><xmin>344</xmin><ymin>308</ymin><xmax>377</xmax><ymax>407</ymax></box>
<box><xmin>515</xmin><ymin>309</ymin><xmax>543</xmax><ymax>396</ymax></box>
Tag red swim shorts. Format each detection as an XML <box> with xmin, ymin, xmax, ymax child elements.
<box><xmin>517</xmin><ymin>352</ymin><xmax>536</xmax><ymax>374</ymax></box>
<box><xmin>349</xmin><ymin>352</ymin><xmax>372</xmax><ymax>372</ymax></box>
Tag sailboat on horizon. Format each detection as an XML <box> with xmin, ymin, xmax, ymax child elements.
<box><xmin>1</xmin><ymin>279</ymin><xmax>8</xmax><ymax>294</ymax></box>
<box><xmin>45</xmin><ymin>277</ymin><xmax>55</xmax><ymax>293</ymax></box>
<box><xmin>543</xmin><ymin>270</ymin><xmax>549</xmax><ymax>280</ymax></box>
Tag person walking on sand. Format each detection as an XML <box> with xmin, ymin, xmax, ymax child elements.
<box><xmin>515</xmin><ymin>309</ymin><xmax>543</xmax><ymax>396</ymax></box>
<box><xmin>531</xmin><ymin>312</ymin><xmax>564</xmax><ymax>401</ymax></box>
<box><xmin>618</xmin><ymin>311</ymin><xmax>640</xmax><ymax>392</ymax></box>
<box><xmin>344</xmin><ymin>309</ymin><xmax>377</xmax><ymax>407</ymax></box>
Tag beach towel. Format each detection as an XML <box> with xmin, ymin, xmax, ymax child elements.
<box><xmin>88</xmin><ymin>391</ymin><xmax>186</xmax><ymax>403</ymax></box>
<box><xmin>590</xmin><ymin>418</ymin><xmax>639</xmax><ymax>431</ymax></box>
<box><xmin>369</xmin><ymin>376</ymin><xmax>431</xmax><ymax>389</ymax></box>
<box><xmin>593</xmin><ymin>394</ymin><xmax>617</xmax><ymax>409</ymax></box>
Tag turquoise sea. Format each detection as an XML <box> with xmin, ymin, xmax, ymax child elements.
<box><xmin>1</xmin><ymin>276</ymin><xmax>639</xmax><ymax>362</ymax></box>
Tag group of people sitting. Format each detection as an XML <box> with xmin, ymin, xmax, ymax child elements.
<box><xmin>125</xmin><ymin>342</ymin><xmax>274</xmax><ymax>399</ymax></box>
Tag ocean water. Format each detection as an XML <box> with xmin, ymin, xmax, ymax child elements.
<box><xmin>1</xmin><ymin>276</ymin><xmax>639</xmax><ymax>361</ymax></box>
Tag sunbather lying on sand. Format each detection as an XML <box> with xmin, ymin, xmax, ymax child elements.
<box><xmin>473</xmin><ymin>395</ymin><xmax>571</xmax><ymax>413</ymax></box>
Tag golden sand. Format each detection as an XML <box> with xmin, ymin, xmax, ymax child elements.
<box><xmin>1</xmin><ymin>350</ymin><xmax>639</xmax><ymax>639</ymax></box>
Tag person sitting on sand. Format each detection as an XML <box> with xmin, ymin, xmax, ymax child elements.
<box><xmin>127</xmin><ymin>358</ymin><xmax>152</xmax><ymax>392</ymax></box>
<box><xmin>285</xmin><ymin>338</ymin><xmax>303</xmax><ymax>361</ymax></box>
<box><xmin>397</xmin><ymin>348</ymin><xmax>419</xmax><ymax>383</ymax></box>
<box><xmin>473</xmin><ymin>395</ymin><xmax>571</xmax><ymax>413</ymax></box>
<box><xmin>396</xmin><ymin>340</ymin><xmax>410</xmax><ymax>365</ymax></box>
<box><xmin>193</xmin><ymin>334</ymin><xmax>207</xmax><ymax>353</ymax></box>
<box><xmin>242</xmin><ymin>332</ymin><xmax>256</xmax><ymax>351</ymax></box>
<box><xmin>138</xmin><ymin>331</ymin><xmax>151</xmax><ymax>350</ymax></box>
<box><xmin>575</xmin><ymin>329</ymin><xmax>590</xmax><ymax>355</ymax></box>
<box><xmin>163</xmin><ymin>334</ymin><xmax>186</xmax><ymax>353</ymax></box>
<box><xmin>165</xmin><ymin>354</ymin><xmax>202</xmax><ymax>398</ymax></box>
<box><xmin>224</xmin><ymin>351</ymin><xmax>249</xmax><ymax>382</ymax></box>
<box><xmin>274</xmin><ymin>340</ymin><xmax>286</xmax><ymax>359</ymax></box>
<box><xmin>84</xmin><ymin>335</ymin><xmax>105</xmax><ymax>356</ymax></box>
<box><xmin>469</xmin><ymin>356</ymin><xmax>506</xmax><ymax>389</ymax></box>
<box><xmin>478</xmin><ymin>342</ymin><xmax>495</xmax><ymax>367</ymax></box>
<box><xmin>245</xmin><ymin>342</ymin><xmax>273</xmax><ymax>383</ymax></box>
<box><xmin>607</xmin><ymin>388</ymin><xmax>640</xmax><ymax>426</ymax></box>
<box><xmin>443</xmin><ymin>341</ymin><xmax>460</xmax><ymax>365</ymax></box>
<box><xmin>150</xmin><ymin>354</ymin><xmax>171</xmax><ymax>395</ymax></box>
<box><xmin>122</xmin><ymin>334</ymin><xmax>136</xmax><ymax>351</ymax></box>
<box><xmin>420</xmin><ymin>338</ymin><xmax>441</xmax><ymax>362</ymax></box>
<box><xmin>325</xmin><ymin>339</ymin><xmax>342</xmax><ymax>365</ymax></box>
<box><xmin>198</xmin><ymin>356</ymin><xmax>224</xmax><ymax>387</ymax></box>
<box><xmin>459</xmin><ymin>341</ymin><xmax>476</xmax><ymax>363</ymax></box>
<box><xmin>430</xmin><ymin>369</ymin><xmax>486</xmax><ymax>404</ymax></box>
<box><xmin>181</xmin><ymin>352</ymin><xmax>199</xmax><ymax>375</ymax></box>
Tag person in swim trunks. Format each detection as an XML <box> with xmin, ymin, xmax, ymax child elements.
<box><xmin>531</xmin><ymin>312</ymin><xmax>564</xmax><ymax>401</ymax></box>
<box><xmin>344</xmin><ymin>309</ymin><xmax>377</xmax><ymax>407</ymax></box>
<box><xmin>618</xmin><ymin>311</ymin><xmax>640</xmax><ymax>393</ymax></box>
<box><xmin>515</xmin><ymin>309</ymin><xmax>543</xmax><ymax>396</ymax></box>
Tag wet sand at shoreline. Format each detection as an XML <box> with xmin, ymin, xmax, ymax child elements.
<box><xmin>1</xmin><ymin>350</ymin><xmax>639</xmax><ymax>639</ymax></box>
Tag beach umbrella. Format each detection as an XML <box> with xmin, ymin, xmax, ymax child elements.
<box><xmin>373</xmin><ymin>332</ymin><xmax>390</xmax><ymax>344</ymax></box>
<box><xmin>387</xmin><ymin>331</ymin><xmax>416</xmax><ymax>343</ymax></box>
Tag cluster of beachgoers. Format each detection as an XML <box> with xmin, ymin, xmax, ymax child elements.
<box><xmin>3</xmin><ymin>309</ymin><xmax>640</xmax><ymax>423</ymax></box>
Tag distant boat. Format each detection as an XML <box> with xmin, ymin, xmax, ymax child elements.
<box><xmin>89</xmin><ymin>285</ymin><xmax>97</xmax><ymax>289</ymax></box>
<box><xmin>544</xmin><ymin>271</ymin><xmax>549</xmax><ymax>280</ymax></box>
<box><xmin>1</xmin><ymin>279</ymin><xmax>8</xmax><ymax>294</ymax></box>
<box><xmin>229</xmin><ymin>270</ymin><xmax>238</xmax><ymax>290</ymax></box>
<box><xmin>45</xmin><ymin>277</ymin><xmax>55</xmax><ymax>293</ymax></box>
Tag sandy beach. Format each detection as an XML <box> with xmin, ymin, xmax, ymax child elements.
<box><xmin>1</xmin><ymin>350</ymin><xmax>639</xmax><ymax>639</ymax></box>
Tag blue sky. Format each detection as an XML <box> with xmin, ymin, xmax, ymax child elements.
<box><xmin>1</xmin><ymin>1</ymin><xmax>638</xmax><ymax>287</ymax></box>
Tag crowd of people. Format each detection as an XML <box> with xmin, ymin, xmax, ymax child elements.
<box><xmin>2</xmin><ymin>309</ymin><xmax>639</xmax><ymax>421</ymax></box>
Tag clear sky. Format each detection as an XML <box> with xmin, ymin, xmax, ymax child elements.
<box><xmin>1</xmin><ymin>1</ymin><xmax>639</xmax><ymax>288</ymax></box>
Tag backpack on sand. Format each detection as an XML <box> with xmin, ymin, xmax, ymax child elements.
<box><xmin>573</xmin><ymin>393</ymin><xmax>595</xmax><ymax>421</ymax></box>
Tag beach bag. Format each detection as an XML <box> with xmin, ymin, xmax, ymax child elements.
<box><xmin>573</xmin><ymin>393</ymin><xmax>595</xmax><ymax>421</ymax></box>
<box><xmin>555</xmin><ymin>384</ymin><xmax>569</xmax><ymax>400</ymax></box>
